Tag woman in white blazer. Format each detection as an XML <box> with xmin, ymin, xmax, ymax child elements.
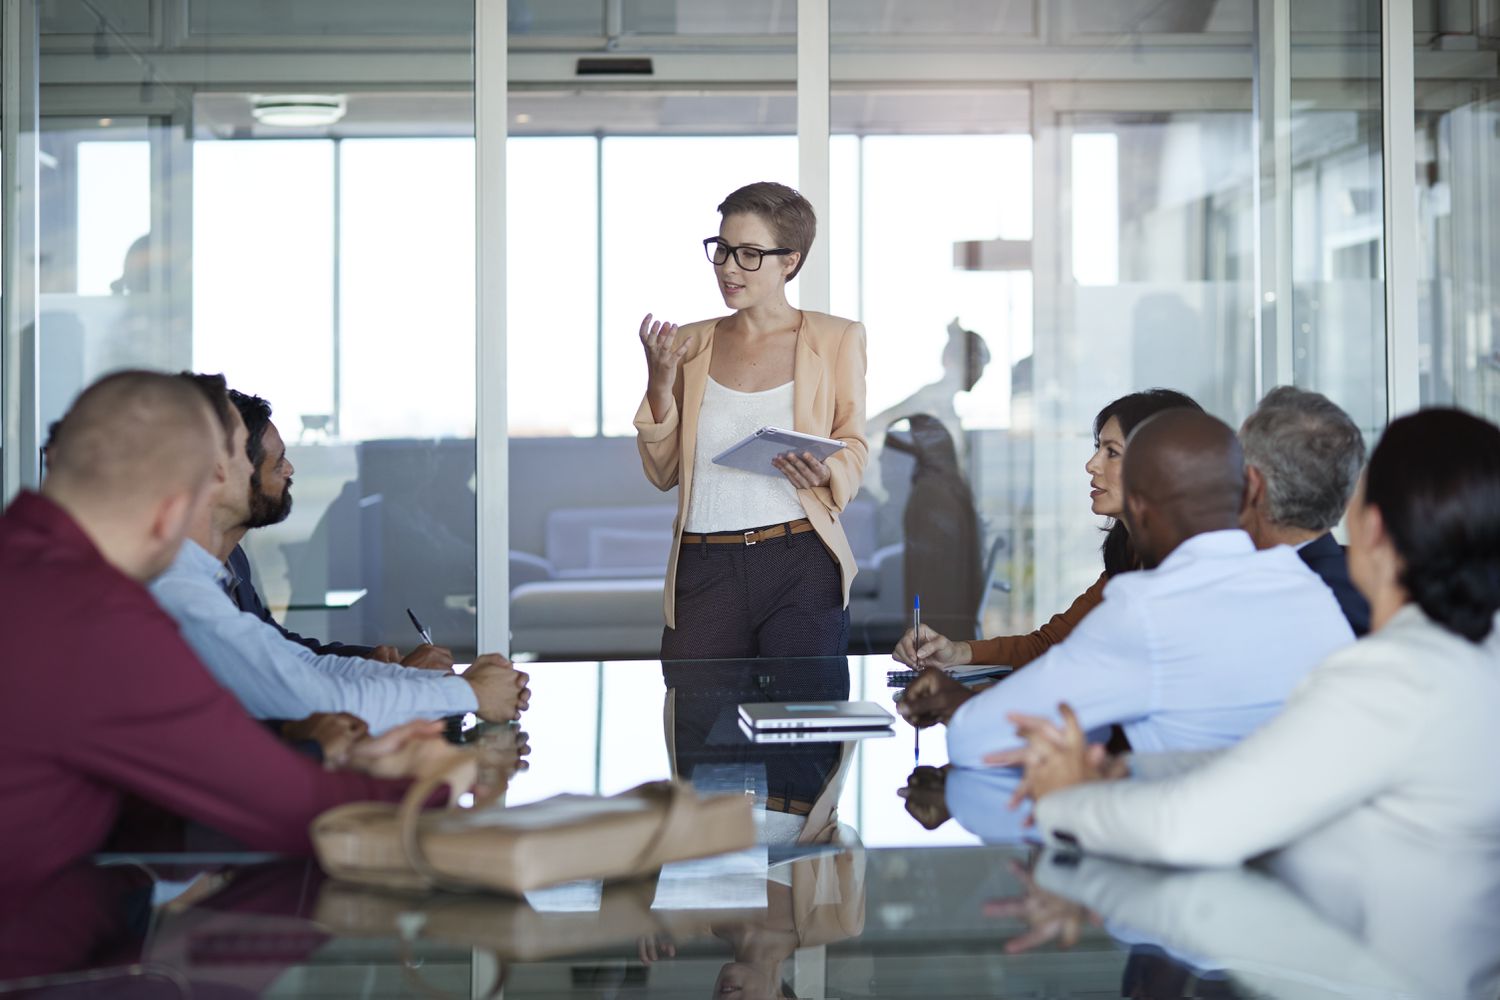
<box><xmin>998</xmin><ymin>407</ymin><xmax>1500</xmax><ymax>872</ymax></box>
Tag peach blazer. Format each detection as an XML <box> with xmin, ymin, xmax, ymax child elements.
<box><xmin>634</xmin><ymin>311</ymin><xmax>869</xmax><ymax>629</ymax></box>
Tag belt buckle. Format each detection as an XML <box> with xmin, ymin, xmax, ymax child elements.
<box><xmin>743</xmin><ymin>529</ymin><xmax>758</xmax><ymax>546</ymax></box>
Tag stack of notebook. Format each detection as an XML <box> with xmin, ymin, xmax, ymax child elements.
<box><xmin>736</xmin><ymin>701</ymin><xmax>895</xmax><ymax>743</ymax></box>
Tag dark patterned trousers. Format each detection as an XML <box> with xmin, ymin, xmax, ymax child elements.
<box><xmin>660</xmin><ymin>525</ymin><xmax>850</xmax><ymax>661</ymax></box>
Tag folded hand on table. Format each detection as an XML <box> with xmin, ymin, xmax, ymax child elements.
<box><xmin>463</xmin><ymin>654</ymin><xmax>531</xmax><ymax>722</ymax></box>
<box><xmin>984</xmin><ymin>703</ymin><xmax>1127</xmax><ymax>815</ymax></box>
<box><xmin>282</xmin><ymin>712</ymin><xmax>369</xmax><ymax>764</ymax></box>
<box><xmin>983</xmin><ymin>858</ymin><xmax>1100</xmax><ymax>955</ymax></box>
<box><xmin>344</xmin><ymin>720</ymin><xmax>506</xmax><ymax>805</ymax></box>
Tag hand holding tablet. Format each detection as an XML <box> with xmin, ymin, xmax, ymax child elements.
<box><xmin>711</xmin><ymin>426</ymin><xmax>846</xmax><ymax>479</ymax></box>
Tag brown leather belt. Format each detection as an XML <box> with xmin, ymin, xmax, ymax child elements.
<box><xmin>765</xmin><ymin>795</ymin><xmax>815</xmax><ymax>816</ymax></box>
<box><xmin>681</xmin><ymin>518</ymin><xmax>814</xmax><ymax>546</ymax></box>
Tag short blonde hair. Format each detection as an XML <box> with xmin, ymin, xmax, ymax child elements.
<box><xmin>717</xmin><ymin>181</ymin><xmax>816</xmax><ymax>280</ymax></box>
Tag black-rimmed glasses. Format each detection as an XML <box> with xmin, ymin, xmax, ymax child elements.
<box><xmin>703</xmin><ymin>237</ymin><xmax>794</xmax><ymax>271</ymax></box>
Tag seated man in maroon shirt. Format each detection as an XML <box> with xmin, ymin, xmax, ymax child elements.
<box><xmin>0</xmin><ymin>371</ymin><xmax>478</xmax><ymax>893</ymax></box>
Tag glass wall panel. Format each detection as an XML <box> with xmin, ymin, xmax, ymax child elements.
<box><xmin>1416</xmin><ymin>72</ymin><xmax>1500</xmax><ymax>417</ymax></box>
<box><xmin>1059</xmin><ymin>0</ymin><xmax>1253</xmax><ymax>37</ymax></box>
<box><xmin>507</xmin><ymin>0</ymin><xmax>607</xmax><ymax>37</ymax></box>
<box><xmin>508</xmin><ymin>136</ymin><xmax>598</xmax><ymax>437</ymax></box>
<box><xmin>621</xmin><ymin>0</ymin><xmax>797</xmax><ymax>36</ymax></box>
<box><xmin>38</xmin><ymin>119</ymin><xmax>167</xmax><ymax>432</ymax></box>
<box><xmin>832</xmin><ymin>1</ymin><xmax>1034</xmax><ymax>36</ymax></box>
<box><xmin>193</xmin><ymin>140</ymin><xmax>335</xmax><ymax>427</ymax></box>
<box><xmin>1031</xmin><ymin>102</ymin><xmax>1257</xmax><ymax>637</ymax></box>
<box><xmin>39</xmin><ymin>0</ymin><xmax>150</xmax><ymax>38</ymax></box>
<box><xmin>187</xmin><ymin>0</ymin><xmax>471</xmax><ymax>37</ymax></box>
<box><xmin>339</xmin><ymin>138</ymin><xmax>476</xmax><ymax>441</ymax></box>
<box><xmin>1289</xmin><ymin>0</ymin><xmax>1387</xmax><ymax>437</ymax></box>
<box><xmin>37</xmin><ymin>3</ymin><xmax>478</xmax><ymax>656</ymax></box>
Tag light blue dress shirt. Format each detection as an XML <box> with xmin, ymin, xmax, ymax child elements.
<box><xmin>945</xmin><ymin>529</ymin><xmax>1356</xmax><ymax>765</ymax></box>
<box><xmin>151</xmin><ymin>540</ymin><xmax>478</xmax><ymax>734</ymax></box>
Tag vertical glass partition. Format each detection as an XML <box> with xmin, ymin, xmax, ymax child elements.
<box><xmin>1416</xmin><ymin>47</ymin><xmax>1500</xmax><ymax>418</ymax></box>
<box><xmin>35</xmin><ymin>1</ymin><xmax>479</xmax><ymax>655</ymax></box>
<box><xmin>1289</xmin><ymin>0</ymin><xmax>1388</xmax><ymax>438</ymax></box>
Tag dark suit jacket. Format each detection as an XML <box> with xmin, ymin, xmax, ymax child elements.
<box><xmin>225</xmin><ymin>545</ymin><xmax>375</xmax><ymax>658</ymax></box>
<box><xmin>1298</xmin><ymin>532</ymin><xmax>1371</xmax><ymax>637</ymax></box>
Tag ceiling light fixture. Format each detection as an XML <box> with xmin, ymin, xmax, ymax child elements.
<box><xmin>251</xmin><ymin>94</ymin><xmax>347</xmax><ymax>128</ymax></box>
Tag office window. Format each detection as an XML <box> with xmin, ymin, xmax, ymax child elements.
<box><xmin>340</xmin><ymin>138</ymin><xmax>477</xmax><ymax>441</ymax></box>
<box><xmin>75</xmin><ymin>140</ymin><xmax>150</xmax><ymax>297</ymax></box>
<box><xmin>194</xmin><ymin>141</ymin><xmax>336</xmax><ymax>429</ymax></box>
<box><xmin>508</xmin><ymin>137</ymin><xmax>598</xmax><ymax>437</ymax></box>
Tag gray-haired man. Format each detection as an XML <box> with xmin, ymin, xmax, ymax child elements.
<box><xmin>1239</xmin><ymin>386</ymin><xmax>1371</xmax><ymax>635</ymax></box>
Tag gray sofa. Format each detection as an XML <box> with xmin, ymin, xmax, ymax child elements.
<box><xmin>509</xmin><ymin>498</ymin><xmax>904</xmax><ymax>658</ymax></box>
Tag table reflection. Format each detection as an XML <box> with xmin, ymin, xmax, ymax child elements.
<box><xmin>979</xmin><ymin>841</ymin><xmax>1500</xmax><ymax>999</ymax></box>
<box><xmin>663</xmin><ymin>655</ymin><xmax>856</xmax><ymax>845</ymax></box>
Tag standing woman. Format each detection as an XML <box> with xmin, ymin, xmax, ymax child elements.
<box><xmin>635</xmin><ymin>182</ymin><xmax>868</xmax><ymax>660</ymax></box>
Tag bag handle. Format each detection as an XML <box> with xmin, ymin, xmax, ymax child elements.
<box><xmin>625</xmin><ymin>781</ymin><xmax>701</xmax><ymax>874</ymax></box>
<box><xmin>397</xmin><ymin>755</ymin><xmax>482</xmax><ymax>892</ymax></box>
<box><xmin>398</xmin><ymin>773</ymin><xmax>707</xmax><ymax>891</ymax></box>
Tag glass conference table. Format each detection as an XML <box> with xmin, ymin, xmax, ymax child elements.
<box><xmin>4</xmin><ymin>656</ymin><xmax>1497</xmax><ymax>998</ymax></box>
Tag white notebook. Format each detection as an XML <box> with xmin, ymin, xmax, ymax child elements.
<box><xmin>711</xmin><ymin>426</ymin><xmax>846</xmax><ymax>478</ymax></box>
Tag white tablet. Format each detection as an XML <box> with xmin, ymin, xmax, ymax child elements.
<box><xmin>711</xmin><ymin>427</ymin><xmax>846</xmax><ymax>478</ymax></box>
<box><xmin>738</xmin><ymin>700</ymin><xmax>895</xmax><ymax>731</ymax></box>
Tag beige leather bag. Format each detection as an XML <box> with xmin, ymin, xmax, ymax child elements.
<box><xmin>311</xmin><ymin>767</ymin><xmax>755</xmax><ymax>894</ymax></box>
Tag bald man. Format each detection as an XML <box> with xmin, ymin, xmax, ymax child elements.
<box><xmin>902</xmin><ymin>409</ymin><xmax>1355</xmax><ymax>767</ymax></box>
<box><xmin>0</xmin><ymin>371</ymin><xmax>471</xmax><ymax>892</ymax></box>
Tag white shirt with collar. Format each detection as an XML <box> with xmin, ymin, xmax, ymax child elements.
<box><xmin>945</xmin><ymin>529</ymin><xmax>1355</xmax><ymax>766</ymax></box>
<box><xmin>1033</xmin><ymin>604</ymin><xmax>1500</xmax><ymax>874</ymax></box>
<box><xmin>150</xmin><ymin>539</ymin><xmax>478</xmax><ymax>734</ymax></box>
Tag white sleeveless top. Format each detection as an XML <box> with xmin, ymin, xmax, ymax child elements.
<box><xmin>684</xmin><ymin>377</ymin><xmax>807</xmax><ymax>532</ymax></box>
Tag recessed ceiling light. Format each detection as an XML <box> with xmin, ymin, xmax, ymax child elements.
<box><xmin>251</xmin><ymin>94</ymin><xmax>347</xmax><ymax>128</ymax></box>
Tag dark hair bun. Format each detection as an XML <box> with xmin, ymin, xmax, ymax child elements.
<box><xmin>1366</xmin><ymin>409</ymin><xmax>1500</xmax><ymax>643</ymax></box>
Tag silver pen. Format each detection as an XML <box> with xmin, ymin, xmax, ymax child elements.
<box><xmin>406</xmin><ymin>607</ymin><xmax>433</xmax><ymax>646</ymax></box>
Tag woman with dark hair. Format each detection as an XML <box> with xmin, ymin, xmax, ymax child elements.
<box><xmin>1005</xmin><ymin>407</ymin><xmax>1500</xmax><ymax>868</ymax></box>
<box><xmin>636</xmin><ymin>182</ymin><xmax>867</xmax><ymax>660</ymax></box>
<box><xmin>893</xmin><ymin>388</ymin><xmax>1201</xmax><ymax>670</ymax></box>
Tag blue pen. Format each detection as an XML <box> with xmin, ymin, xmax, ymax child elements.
<box><xmin>913</xmin><ymin>594</ymin><xmax>921</xmax><ymax>764</ymax></box>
